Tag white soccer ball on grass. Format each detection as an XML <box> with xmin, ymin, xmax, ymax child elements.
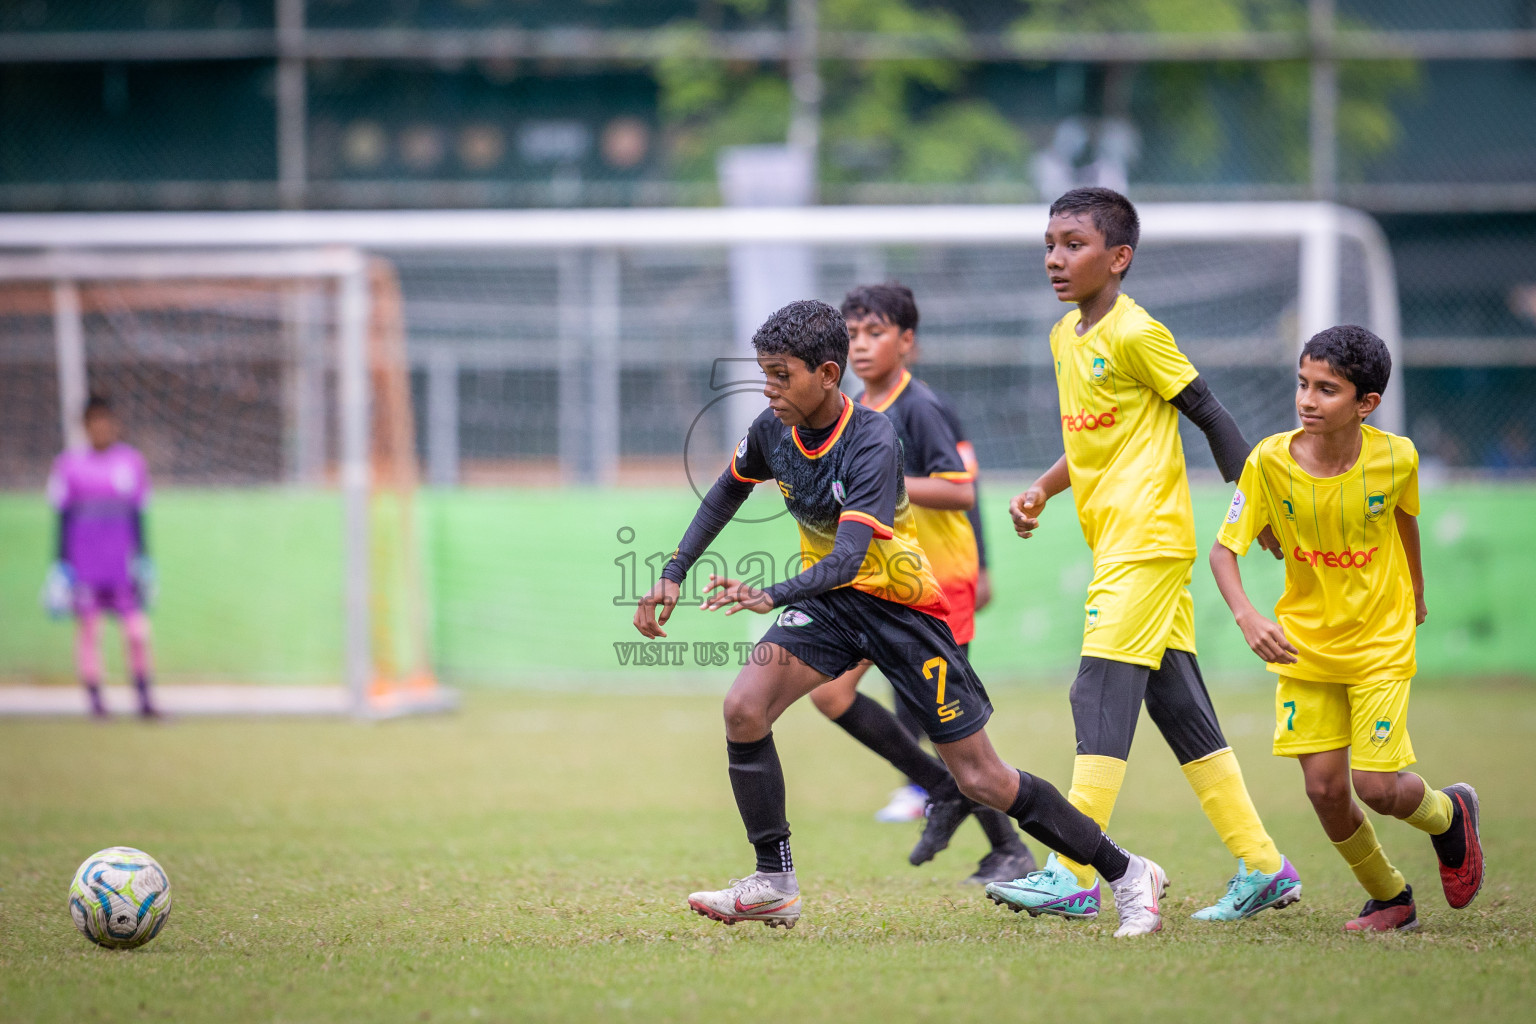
<box><xmin>67</xmin><ymin>846</ymin><xmax>172</xmax><ymax>949</ymax></box>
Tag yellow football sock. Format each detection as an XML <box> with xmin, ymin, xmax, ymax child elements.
<box><xmin>1333</xmin><ymin>818</ymin><xmax>1407</xmax><ymax>902</ymax></box>
<box><xmin>1180</xmin><ymin>747</ymin><xmax>1284</xmax><ymax>874</ymax></box>
<box><xmin>1058</xmin><ymin>754</ymin><xmax>1126</xmax><ymax>888</ymax></box>
<box><xmin>1402</xmin><ymin>775</ymin><xmax>1454</xmax><ymax>835</ymax></box>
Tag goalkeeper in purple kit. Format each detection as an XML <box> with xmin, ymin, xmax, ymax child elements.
<box><xmin>45</xmin><ymin>395</ymin><xmax>160</xmax><ymax>719</ymax></box>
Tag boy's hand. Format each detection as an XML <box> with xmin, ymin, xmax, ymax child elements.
<box><xmin>1415</xmin><ymin>594</ymin><xmax>1427</xmax><ymax>626</ymax></box>
<box><xmin>41</xmin><ymin>562</ymin><xmax>74</xmax><ymax>619</ymax></box>
<box><xmin>634</xmin><ymin>578</ymin><xmax>680</xmax><ymax>638</ymax></box>
<box><xmin>700</xmin><ymin>574</ymin><xmax>774</xmax><ymax>616</ymax></box>
<box><xmin>1235</xmin><ymin>609</ymin><xmax>1298</xmax><ymax>665</ymax></box>
<box><xmin>1009</xmin><ymin>487</ymin><xmax>1047</xmax><ymax>538</ymax></box>
<box><xmin>1256</xmin><ymin>524</ymin><xmax>1283</xmax><ymax>560</ymax></box>
<box><xmin>975</xmin><ymin>568</ymin><xmax>992</xmax><ymax>611</ymax></box>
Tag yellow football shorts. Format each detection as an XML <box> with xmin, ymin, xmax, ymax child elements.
<box><xmin>1273</xmin><ymin>675</ymin><xmax>1416</xmax><ymax>772</ymax></box>
<box><xmin>1079</xmin><ymin>558</ymin><xmax>1196</xmax><ymax>668</ymax></box>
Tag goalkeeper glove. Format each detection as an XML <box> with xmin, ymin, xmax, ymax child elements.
<box><xmin>132</xmin><ymin>556</ymin><xmax>157</xmax><ymax>610</ymax></box>
<box><xmin>42</xmin><ymin>562</ymin><xmax>74</xmax><ymax>619</ymax></box>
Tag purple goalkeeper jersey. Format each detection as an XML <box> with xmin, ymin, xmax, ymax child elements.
<box><xmin>48</xmin><ymin>443</ymin><xmax>150</xmax><ymax>586</ymax></box>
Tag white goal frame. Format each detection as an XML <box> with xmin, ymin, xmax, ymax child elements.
<box><xmin>0</xmin><ymin>200</ymin><xmax>1405</xmax><ymax>451</ymax></box>
<box><xmin>0</xmin><ymin>203</ymin><xmax>1400</xmax><ymax>713</ymax></box>
<box><xmin>0</xmin><ymin>248</ymin><xmax>379</xmax><ymax>714</ymax></box>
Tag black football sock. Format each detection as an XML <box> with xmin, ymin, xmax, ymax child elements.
<box><xmin>975</xmin><ymin>806</ymin><xmax>1028</xmax><ymax>853</ymax></box>
<box><xmin>832</xmin><ymin>693</ymin><xmax>955</xmax><ymax>796</ymax></box>
<box><xmin>891</xmin><ymin>695</ymin><xmax>928</xmax><ymax>787</ymax></box>
<box><xmin>133</xmin><ymin>673</ymin><xmax>157</xmax><ymax>715</ymax></box>
<box><xmin>726</xmin><ymin>733</ymin><xmax>794</xmax><ymax>875</ymax></box>
<box><xmin>1430</xmin><ymin>803</ymin><xmax>1468</xmax><ymax>869</ymax></box>
<box><xmin>1007</xmin><ymin>769</ymin><xmax>1130</xmax><ymax>880</ymax></box>
<box><xmin>83</xmin><ymin>679</ymin><xmax>106</xmax><ymax>716</ymax></box>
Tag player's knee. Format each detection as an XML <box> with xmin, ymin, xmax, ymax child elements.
<box><xmin>949</xmin><ymin>759</ymin><xmax>1005</xmax><ymax>809</ymax></box>
<box><xmin>1304</xmin><ymin>774</ymin><xmax>1351</xmax><ymax>813</ymax></box>
<box><xmin>1351</xmin><ymin>772</ymin><xmax>1398</xmax><ymax>815</ymax></box>
<box><xmin>721</xmin><ymin>690</ymin><xmax>769</xmax><ymax>739</ymax></box>
<box><xmin>807</xmin><ymin>685</ymin><xmax>846</xmax><ymax>720</ymax></box>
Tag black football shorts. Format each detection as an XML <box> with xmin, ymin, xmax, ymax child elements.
<box><xmin>758</xmin><ymin>586</ymin><xmax>991</xmax><ymax>744</ymax></box>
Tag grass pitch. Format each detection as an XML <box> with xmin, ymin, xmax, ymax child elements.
<box><xmin>2</xmin><ymin>683</ymin><xmax>1533</xmax><ymax>1023</ymax></box>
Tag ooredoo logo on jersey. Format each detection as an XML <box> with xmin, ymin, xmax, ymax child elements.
<box><xmin>1293</xmin><ymin>545</ymin><xmax>1380</xmax><ymax>569</ymax></box>
<box><xmin>1061</xmin><ymin>407</ymin><xmax>1118</xmax><ymax>431</ymax></box>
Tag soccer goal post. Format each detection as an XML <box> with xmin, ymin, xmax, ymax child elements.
<box><xmin>0</xmin><ymin>203</ymin><xmax>1399</xmax><ymax>692</ymax></box>
<box><xmin>0</xmin><ymin>247</ymin><xmax>449</xmax><ymax>718</ymax></box>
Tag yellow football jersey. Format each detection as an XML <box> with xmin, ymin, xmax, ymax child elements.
<box><xmin>1217</xmin><ymin>425</ymin><xmax>1420</xmax><ymax>684</ymax></box>
<box><xmin>1050</xmin><ymin>293</ymin><xmax>1200</xmax><ymax>563</ymax></box>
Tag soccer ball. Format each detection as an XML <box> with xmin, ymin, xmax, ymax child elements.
<box><xmin>67</xmin><ymin>847</ymin><xmax>172</xmax><ymax>949</ymax></box>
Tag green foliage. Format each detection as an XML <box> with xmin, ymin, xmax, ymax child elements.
<box><xmin>654</xmin><ymin>0</ymin><xmax>1416</xmax><ymax>189</ymax></box>
<box><xmin>656</xmin><ymin>0</ymin><xmax>1032</xmax><ymax>187</ymax></box>
<box><xmin>1011</xmin><ymin>0</ymin><xmax>1416</xmax><ymax>183</ymax></box>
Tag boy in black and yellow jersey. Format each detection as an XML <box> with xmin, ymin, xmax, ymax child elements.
<box><xmin>1212</xmin><ymin>325</ymin><xmax>1483</xmax><ymax>931</ymax></box>
<box><xmin>635</xmin><ymin>299</ymin><xmax>1169</xmax><ymax>936</ymax></box>
<box><xmin>988</xmin><ymin>188</ymin><xmax>1300</xmax><ymax>924</ymax></box>
<box><xmin>805</xmin><ymin>283</ymin><xmax>1036</xmax><ymax>885</ymax></box>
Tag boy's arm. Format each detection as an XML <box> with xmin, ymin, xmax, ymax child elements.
<box><xmin>635</xmin><ymin>470</ymin><xmax>755</xmax><ymax>638</ymax></box>
<box><xmin>703</xmin><ymin>519</ymin><xmax>877</xmax><ymax>613</ymax></box>
<box><xmin>901</xmin><ymin>392</ymin><xmax>975</xmax><ymax>511</ymax></box>
<box><xmin>905</xmin><ymin>475</ymin><xmax>974</xmax><ymax>510</ymax></box>
<box><xmin>1395</xmin><ymin>507</ymin><xmax>1428</xmax><ymax>625</ymax></box>
<box><xmin>1009</xmin><ymin>454</ymin><xmax>1070</xmax><ymax>539</ymax></box>
<box><xmin>1169</xmin><ymin>376</ymin><xmax>1250</xmax><ymax>483</ymax></box>
<box><xmin>1210</xmin><ymin>540</ymin><xmax>1298</xmax><ymax>664</ymax></box>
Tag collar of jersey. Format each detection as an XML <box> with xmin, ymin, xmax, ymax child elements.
<box><xmin>1283</xmin><ymin>425</ymin><xmax>1373</xmax><ymax>483</ymax></box>
<box><xmin>1070</xmin><ymin>292</ymin><xmax>1127</xmax><ymax>344</ymax></box>
<box><xmin>792</xmin><ymin>394</ymin><xmax>854</xmax><ymax>459</ymax></box>
<box><xmin>860</xmin><ymin>368</ymin><xmax>912</xmax><ymax>413</ymax></box>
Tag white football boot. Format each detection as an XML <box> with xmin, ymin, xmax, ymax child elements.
<box><xmin>687</xmin><ymin>873</ymin><xmax>801</xmax><ymax>929</ymax></box>
<box><xmin>1109</xmin><ymin>854</ymin><xmax>1169</xmax><ymax>938</ymax></box>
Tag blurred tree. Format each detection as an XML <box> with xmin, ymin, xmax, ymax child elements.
<box><xmin>655</xmin><ymin>0</ymin><xmax>1028</xmax><ymax>187</ymax></box>
<box><xmin>655</xmin><ymin>0</ymin><xmax>1414</xmax><ymax>190</ymax></box>
<box><xmin>1009</xmin><ymin>0</ymin><xmax>1416</xmax><ymax>183</ymax></box>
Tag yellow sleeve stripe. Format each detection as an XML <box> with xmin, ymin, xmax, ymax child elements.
<box><xmin>839</xmin><ymin>510</ymin><xmax>894</xmax><ymax>539</ymax></box>
<box><xmin>929</xmin><ymin>471</ymin><xmax>975</xmax><ymax>482</ymax></box>
<box><xmin>729</xmin><ymin>459</ymin><xmax>765</xmax><ymax>484</ymax></box>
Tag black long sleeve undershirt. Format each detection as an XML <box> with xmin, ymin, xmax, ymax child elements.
<box><xmin>761</xmin><ymin>519</ymin><xmax>875</xmax><ymax>608</ymax></box>
<box><xmin>660</xmin><ymin>467</ymin><xmax>878</xmax><ymax>608</ymax></box>
<box><xmin>660</xmin><ymin>472</ymin><xmax>754</xmax><ymax>585</ymax></box>
<box><xmin>1170</xmin><ymin>376</ymin><xmax>1250</xmax><ymax>483</ymax></box>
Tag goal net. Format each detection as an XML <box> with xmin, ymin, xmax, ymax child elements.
<box><xmin>0</xmin><ymin>203</ymin><xmax>1398</xmax><ymax>692</ymax></box>
<box><xmin>0</xmin><ymin>248</ymin><xmax>447</xmax><ymax>716</ymax></box>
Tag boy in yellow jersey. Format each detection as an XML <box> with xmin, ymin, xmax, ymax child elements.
<box><xmin>1212</xmin><ymin>325</ymin><xmax>1484</xmax><ymax>931</ymax></box>
<box><xmin>986</xmin><ymin>188</ymin><xmax>1300</xmax><ymax>925</ymax></box>
<box><xmin>807</xmin><ymin>283</ymin><xmax>1037</xmax><ymax>885</ymax></box>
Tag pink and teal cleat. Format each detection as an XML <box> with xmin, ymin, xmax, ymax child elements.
<box><xmin>1192</xmin><ymin>856</ymin><xmax>1302</xmax><ymax>922</ymax></box>
<box><xmin>984</xmin><ymin>852</ymin><xmax>1101</xmax><ymax>920</ymax></box>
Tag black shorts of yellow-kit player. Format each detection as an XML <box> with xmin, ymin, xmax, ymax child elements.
<box><xmin>1273</xmin><ymin>675</ymin><xmax>1416</xmax><ymax>772</ymax></box>
<box><xmin>758</xmin><ymin>586</ymin><xmax>992</xmax><ymax>745</ymax></box>
<box><xmin>1079</xmin><ymin>557</ymin><xmax>1197</xmax><ymax>668</ymax></box>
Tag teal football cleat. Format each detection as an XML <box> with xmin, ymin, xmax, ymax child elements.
<box><xmin>984</xmin><ymin>852</ymin><xmax>1100</xmax><ymax>920</ymax></box>
<box><xmin>1192</xmin><ymin>856</ymin><xmax>1302</xmax><ymax>921</ymax></box>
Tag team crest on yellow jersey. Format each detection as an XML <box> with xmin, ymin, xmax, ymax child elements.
<box><xmin>1090</xmin><ymin>357</ymin><xmax>1108</xmax><ymax>384</ymax></box>
<box><xmin>1370</xmin><ymin>718</ymin><xmax>1393</xmax><ymax>746</ymax></box>
<box><xmin>1086</xmin><ymin>606</ymin><xmax>1100</xmax><ymax>631</ymax></box>
<box><xmin>1367</xmin><ymin>491</ymin><xmax>1387</xmax><ymax>521</ymax></box>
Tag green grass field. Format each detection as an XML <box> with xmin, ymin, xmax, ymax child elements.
<box><xmin>3</xmin><ymin>683</ymin><xmax>1532</xmax><ymax>1023</ymax></box>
